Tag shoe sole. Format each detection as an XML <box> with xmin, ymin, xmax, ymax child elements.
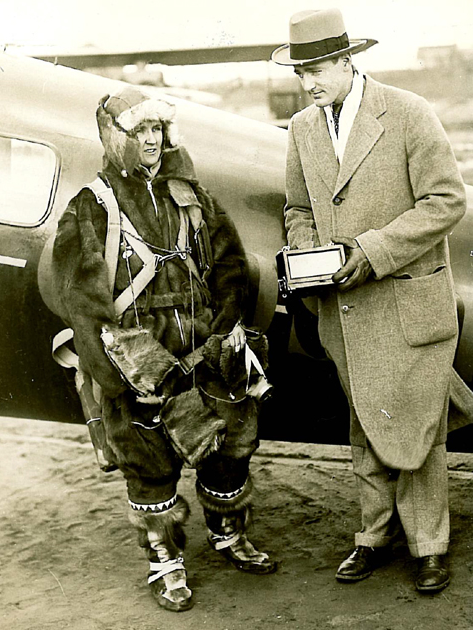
<box><xmin>217</xmin><ymin>547</ymin><xmax>278</xmax><ymax>575</ymax></box>
<box><xmin>335</xmin><ymin>570</ymin><xmax>372</xmax><ymax>582</ymax></box>
<box><xmin>231</xmin><ymin>560</ymin><xmax>278</xmax><ymax>575</ymax></box>
<box><xmin>155</xmin><ymin>593</ymin><xmax>194</xmax><ymax>612</ymax></box>
<box><xmin>416</xmin><ymin>577</ymin><xmax>450</xmax><ymax>594</ymax></box>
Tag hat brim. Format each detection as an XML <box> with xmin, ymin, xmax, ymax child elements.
<box><xmin>271</xmin><ymin>38</ymin><xmax>378</xmax><ymax>66</ymax></box>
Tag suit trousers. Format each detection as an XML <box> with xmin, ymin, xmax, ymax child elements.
<box><xmin>319</xmin><ymin>310</ymin><xmax>450</xmax><ymax>558</ymax></box>
<box><xmin>352</xmin><ymin>442</ymin><xmax>449</xmax><ymax>557</ymax></box>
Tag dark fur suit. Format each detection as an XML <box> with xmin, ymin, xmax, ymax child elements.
<box><xmin>50</xmin><ymin>90</ymin><xmax>277</xmax><ymax>612</ymax></box>
<box><xmin>52</xmin><ymin>145</ymin><xmax>259</xmax><ymax>507</ymax></box>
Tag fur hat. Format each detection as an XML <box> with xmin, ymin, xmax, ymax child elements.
<box><xmin>96</xmin><ymin>86</ymin><xmax>180</xmax><ymax>177</ymax></box>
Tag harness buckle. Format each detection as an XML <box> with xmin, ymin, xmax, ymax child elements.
<box><xmin>154</xmin><ymin>254</ymin><xmax>164</xmax><ymax>270</ymax></box>
<box><xmin>176</xmin><ymin>245</ymin><xmax>190</xmax><ymax>260</ymax></box>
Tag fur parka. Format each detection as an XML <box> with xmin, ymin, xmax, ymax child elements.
<box><xmin>52</xmin><ymin>146</ymin><xmax>249</xmax><ymax>399</ymax></box>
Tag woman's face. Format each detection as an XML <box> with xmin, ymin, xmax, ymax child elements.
<box><xmin>133</xmin><ymin>120</ymin><xmax>163</xmax><ymax>168</ymax></box>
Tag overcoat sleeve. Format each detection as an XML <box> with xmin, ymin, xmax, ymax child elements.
<box><xmin>356</xmin><ymin>95</ymin><xmax>466</xmax><ymax>279</ymax></box>
<box><xmin>194</xmin><ymin>184</ymin><xmax>249</xmax><ymax>334</ymax></box>
<box><xmin>52</xmin><ymin>190</ymin><xmax>126</xmax><ymax>398</ymax></box>
<box><xmin>284</xmin><ymin>117</ymin><xmax>321</xmax><ymax>250</ymax></box>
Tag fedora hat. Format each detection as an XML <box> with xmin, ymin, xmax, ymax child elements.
<box><xmin>271</xmin><ymin>8</ymin><xmax>377</xmax><ymax>66</ymax></box>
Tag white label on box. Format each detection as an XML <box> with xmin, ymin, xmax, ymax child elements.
<box><xmin>288</xmin><ymin>250</ymin><xmax>341</xmax><ymax>279</ymax></box>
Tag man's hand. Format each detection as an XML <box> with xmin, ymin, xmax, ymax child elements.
<box><xmin>332</xmin><ymin>236</ymin><xmax>373</xmax><ymax>292</ymax></box>
<box><xmin>226</xmin><ymin>322</ymin><xmax>247</xmax><ymax>353</ymax></box>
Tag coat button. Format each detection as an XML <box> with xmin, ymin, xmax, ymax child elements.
<box><xmin>341</xmin><ymin>305</ymin><xmax>350</xmax><ymax>313</ymax></box>
<box><xmin>333</xmin><ymin>196</ymin><xmax>343</xmax><ymax>206</ymax></box>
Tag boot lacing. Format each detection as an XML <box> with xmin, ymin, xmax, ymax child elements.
<box><xmin>148</xmin><ymin>556</ymin><xmax>186</xmax><ymax>587</ymax></box>
<box><xmin>208</xmin><ymin>524</ymin><xmax>269</xmax><ymax>563</ymax></box>
<box><xmin>148</xmin><ymin>543</ymin><xmax>192</xmax><ymax>607</ymax></box>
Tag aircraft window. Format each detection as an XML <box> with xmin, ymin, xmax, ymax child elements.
<box><xmin>0</xmin><ymin>137</ymin><xmax>57</xmax><ymax>226</ymax></box>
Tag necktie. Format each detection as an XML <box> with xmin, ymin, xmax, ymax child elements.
<box><xmin>332</xmin><ymin>109</ymin><xmax>340</xmax><ymax>137</ymax></box>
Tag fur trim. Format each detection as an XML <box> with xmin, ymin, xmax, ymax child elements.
<box><xmin>196</xmin><ymin>476</ymin><xmax>253</xmax><ymax>514</ymax></box>
<box><xmin>129</xmin><ymin>495</ymin><xmax>190</xmax><ymax>557</ymax></box>
<box><xmin>117</xmin><ymin>98</ymin><xmax>175</xmax><ymax>132</ymax></box>
<box><xmin>96</xmin><ymin>91</ymin><xmax>179</xmax><ymax>176</ymax></box>
<box><xmin>96</xmin><ymin>101</ymin><xmax>140</xmax><ymax>175</ymax></box>
<box><xmin>157</xmin><ymin>146</ymin><xmax>197</xmax><ymax>182</ymax></box>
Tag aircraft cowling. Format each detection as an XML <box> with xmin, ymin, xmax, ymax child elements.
<box><xmin>37</xmin><ymin>232</ymin><xmax>63</xmax><ymax>319</ymax></box>
<box><xmin>245</xmin><ymin>252</ymin><xmax>279</xmax><ymax>332</ymax></box>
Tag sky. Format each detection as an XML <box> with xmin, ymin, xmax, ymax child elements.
<box><xmin>2</xmin><ymin>0</ymin><xmax>473</xmax><ymax>83</ymax></box>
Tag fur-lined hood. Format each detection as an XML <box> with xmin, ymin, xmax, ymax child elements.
<box><xmin>96</xmin><ymin>86</ymin><xmax>180</xmax><ymax>177</ymax></box>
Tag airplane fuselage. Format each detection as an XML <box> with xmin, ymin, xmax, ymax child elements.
<box><xmin>1</xmin><ymin>52</ymin><xmax>473</xmax><ymax>447</ymax></box>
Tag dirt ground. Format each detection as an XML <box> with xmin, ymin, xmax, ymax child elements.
<box><xmin>1</xmin><ymin>417</ymin><xmax>473</xmax><ymax>630</ymax></box>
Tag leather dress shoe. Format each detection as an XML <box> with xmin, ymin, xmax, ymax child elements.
<box><xmin>336</xmin><ymin>545</ymin><xmax>387</xmax><ymax>582</ymax></box>
<box><xmin>415</xmin><ymin>555</ymin><xmax>450</xmax><ymax>593</ymax></box>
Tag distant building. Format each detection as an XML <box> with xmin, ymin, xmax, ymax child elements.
<box><xmin>418</xmin><ymin>45</ymin><xmax>461</xmax><ymax>70</ymax></box>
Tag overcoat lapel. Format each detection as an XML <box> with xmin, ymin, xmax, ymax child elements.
<box><xmin>304</xmin><ymin>107</ymin><xmax>339</xmax><ymax>193</ymax></box>
<box><xmin>334</xmin><ymin>77</ymin><xmax>386</xmax><ymax>197</ymax></box>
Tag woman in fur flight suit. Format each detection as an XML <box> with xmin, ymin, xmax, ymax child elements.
<box><xmin>52</xmin><ymin>86</ymin><xmax>276</xmax><ymax>612</ymax></box>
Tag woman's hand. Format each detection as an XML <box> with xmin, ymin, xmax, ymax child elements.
<box><xmin>226</xmin><ymin>322</ymin><xmax>247</xmax><ymax>353</ymax></box>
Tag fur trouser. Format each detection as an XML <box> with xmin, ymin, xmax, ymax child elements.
<box><xmin>196</xmin><ymin>453</ymin><xmax>253</xmax><ymax>514</ymax></box>
<box><xmin>101</xmin><ymin>392</ymin><xmax>257</xmax><ymax>506</ymax></box>
<box><xmin>196</xmin><ymin>456</ymin><xmax>254</xmax><ymax>536</ymax></box>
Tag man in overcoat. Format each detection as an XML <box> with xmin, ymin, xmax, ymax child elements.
<box><xmin>272</xmin><ymin>8</ymin><xmax>467</xmax><ymax>592</ymax></box>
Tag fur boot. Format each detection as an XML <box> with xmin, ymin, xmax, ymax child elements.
<box><xmin>128</xmin><ymin>495</ymin><xmax>193</xmax><ymax>612</ymax></box>
<box><xmin>196</xmin><ymin>479</ymin><xmax>277</xmax><ymax>575</ymax></box>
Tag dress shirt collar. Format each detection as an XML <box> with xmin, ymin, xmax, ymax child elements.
<box><xmin>324</xmin><ymin>69</ymin><xmax>364</xmax><ymax>164</ymax></box>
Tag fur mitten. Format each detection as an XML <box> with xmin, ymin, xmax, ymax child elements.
<box><xmin>202</xmin><ymin>331</ymin><xmax>270</xmax><ymax>390</ymax></box>
<box><xmin>101</xmin><ymin>325</ymin><xmax>178</xmax><ymax>398</ymax></box>
<box><xmin>159</xmin><ymin>388</ymin><xmax>226</xmax><ymax>468</ymax></box>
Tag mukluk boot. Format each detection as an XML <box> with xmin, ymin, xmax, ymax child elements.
<box><xmin>197</xmin><ymin>478</ymin><xmax>277</xmax><ymax>575</ymax></box>
<box><xmin>128</xmin><ymin>495</ymin><xmax>193</xmax><ymax>612</ymax></box>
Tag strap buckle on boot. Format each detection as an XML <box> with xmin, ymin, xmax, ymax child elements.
<box><xmin>148</xmin><ymin>556</ymin><xmax>186</xmax><ymax>585</ymax></box>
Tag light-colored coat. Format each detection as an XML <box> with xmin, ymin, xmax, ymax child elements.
<box><xmin>285</xmin><ymin>75</ymin><xmax>467</xmax><ymax>470</ymax></box>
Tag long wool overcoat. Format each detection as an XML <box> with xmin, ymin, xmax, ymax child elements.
<box><xmin>285</xmin><ymin>75</ymin><xmax>467</xmax><ymax>470</ymax></box>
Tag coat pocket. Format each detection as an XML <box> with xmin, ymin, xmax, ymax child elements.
<box><xmin>393</xmin><ymin>267</ymin><xmax>458</xmax><ymax>347</ymax></box>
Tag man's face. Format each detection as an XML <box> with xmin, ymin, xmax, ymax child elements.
<box><xmin>133</xmin><ymin>120</ymin><xmax>163</xmax><ymax>168</ymax></box>
<box><xmin>294</xmin><ymin>56</ymin><xmax>352</xmax><ymax>108</ymax></box>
